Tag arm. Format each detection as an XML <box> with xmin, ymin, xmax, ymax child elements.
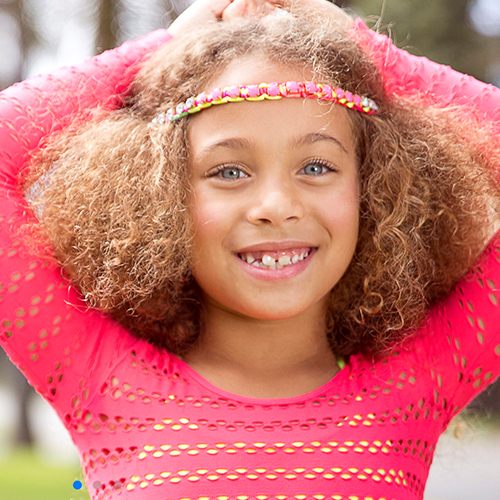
<box><xmin>415</xmin><ymin>234</ymin><xmax>500</xmax><ymax>418</ymax></box>
<box><xmin>0</xmin><ymin>28</ymin><xmax>171</xmax><ymax>180</ymax></box>
<box><xmin>350</xmin><ymin>19</ymin><xmax>500</xmax><ymax>127</ymax></box>
<box><xmin>268</xmin><ymin>0</ymin><xmax>500</xmax><ymax>125</ymax></box>
<box><xmin>0</xmin><ymin>0</ymin><xmax>265</xmax><ymax>421</ymax></box>
<box><xmin>347</xmin><ymin>19</ymin><xmax>500</xmax><ymax>412</ymax></box>
<box><xmin>0</xmin><ymin>29</ymin><xmax>171</xmax><ymax>419</ymax></box>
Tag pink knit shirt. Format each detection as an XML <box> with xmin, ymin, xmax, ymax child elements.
<box><xmin>1</xmin><ymin>20</ymin><xmax>500</xmax><ymax>500</ymax></box>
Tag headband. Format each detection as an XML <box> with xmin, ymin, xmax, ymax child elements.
<box><xmin>151</xmin><ymin>81</ymin><xmax>379</xmax><ymax>125</ymax></box>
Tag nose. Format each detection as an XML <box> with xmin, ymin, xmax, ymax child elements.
<box><xmin>246</xmin><ymin>180</ymin><xmax>305</xmax><ymax>226</ymax></box>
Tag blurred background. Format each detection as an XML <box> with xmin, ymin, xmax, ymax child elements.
<box><xmin>1</xmin><ymin>0</ymin><xmax>500</xmax><ymax>499</ymax></box>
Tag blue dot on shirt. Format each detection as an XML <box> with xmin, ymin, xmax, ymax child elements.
<box><xmin>73</xmin><ymin>480</ymin><xmax>83</xmax><ymax>490</ymax></box>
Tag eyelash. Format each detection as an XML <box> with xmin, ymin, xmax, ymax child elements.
<box><xmin>207</xmin><ymin>164</ymin><xmax>248</xmax><ymax>180</ymax></box>
<box><xmin>207</xmin><ymin>159</ymin><xmax>337</xmax><ymax>180</ymax></box>
<box><xmin>300</xmin><ymin>158</ymin><xmax>338</xmax><ymax>176</ymax></box>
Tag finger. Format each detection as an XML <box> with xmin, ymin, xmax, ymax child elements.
<box><xmin>269</xmin><ymin>0</ymin><xmax>353</xmax><ymax>28</ymax></box>
<box><xmin>222</xmin><ymin>0</ymin><xmax>249</xmax><ymax>21</ymax></box>
<box><xmin>169</xmin><ymin>0</ymin><xmax>234</xmax><ymax>37</ymax></box>
<box><xmin>248</xmin><ymin>0</ymin><xmax>277</xmax><ymax>16</ymax></box>
<box><xmin>222</xmin><ymin>0</ymin><xmax>277</xmax><ymax>21</ymax></box>
<box><xmin>203</xmin><ymin>0</ymin><xmax>237</xmax><ymax>18</ymax></box>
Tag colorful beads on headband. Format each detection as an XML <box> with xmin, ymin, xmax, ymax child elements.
<box><xmin>151</xmin><ymin>81</ymin><xmax>379</xmax><ymax>124</ymax></box>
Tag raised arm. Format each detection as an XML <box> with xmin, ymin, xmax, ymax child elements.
<box><xmin>0</xmin><ymin>29</ymin><xmax>171</xmax><ymax>180</ymax></box>
<box><xmin>350</xmin><ymin>18</ymin><xmax>500</xmax><ymax>128</ymax></box>
<box><xmin>0</xmin><ymin>29</ymin><xmax>171</xmax><ymax>417</ymax></box>
<box><xmin>411</xmin><ymin>234</ymin><xmax>500</xmax><ymax>419</ymax></box>
<box><xmin>0</xmin><ymin>0</ymin><xmax>273</xmax><ymax>424</ymax></box>
<box><xmin>347</xmin><ymin>16</ymin><xmax>500</xmax><ymax>416</ymax></box>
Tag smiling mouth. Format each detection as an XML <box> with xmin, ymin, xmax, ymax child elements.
<box><xmin>236</xmin><ymin>248</ymin><xmax>313</xmax><ymax>270</ymax></box>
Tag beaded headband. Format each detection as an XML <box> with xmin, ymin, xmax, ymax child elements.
<box><xmin>152</xmin><ymin>81</ymin><xmax>379</xmax><ymax>124</ymax></box>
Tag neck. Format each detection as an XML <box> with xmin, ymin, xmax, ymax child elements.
<box><xmin>182</xmin><ymin>296</ymin><xmax>339</xmax><ymax>398</ymax></box>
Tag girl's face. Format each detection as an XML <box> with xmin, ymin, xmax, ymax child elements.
<box><xmin>187</xmin><ymin>57</ymin><xmax>359</xmax><ymax>321</ymax></box>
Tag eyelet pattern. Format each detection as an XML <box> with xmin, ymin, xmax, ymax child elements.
<box><xmin>2</xmin><ymin>20</ymin><xmax>500</xmax><ymax>500</ymax></box>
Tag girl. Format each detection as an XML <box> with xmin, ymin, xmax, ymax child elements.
<box><xmin>2</xmin><ymin>0</ymin><xmax>500</xmax><ymax>499</ymax></box>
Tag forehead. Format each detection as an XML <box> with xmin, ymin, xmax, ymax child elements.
<box><xmin>187</xmin><ymin>56</ymin><xmax>356</xmax><ymax>160</ymax></box>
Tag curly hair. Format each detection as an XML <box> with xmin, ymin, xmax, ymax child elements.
<box><xmin>23</xmin><ymin>10</ymin><xmax>500</xmax><ymax>359</ymax></box>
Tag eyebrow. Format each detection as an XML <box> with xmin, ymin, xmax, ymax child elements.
<box><xmin>195</xmin><ymin>138</ymin><xmax>250</xmax><ymax>161</ymax></box>
<box><xmin>293</xmin><ymin>132</ymin><xmax>348</xmax><ymax>154</ymax></box>
<box><xmin>194</xmin><ymin>132</ymin><xmax>348</xmax><ymax>162</ymax></box>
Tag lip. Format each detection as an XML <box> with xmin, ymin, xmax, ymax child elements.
<box><xmin>236</xmin><ymin>240</ymin><xmax>318</xmax><ymax>253</ymax></box>
<box><xmin>235</xmin><ymin>247</ymin><xmax>317</xmax><ymax>281</ymax></box>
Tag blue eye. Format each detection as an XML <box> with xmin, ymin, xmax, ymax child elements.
<box><xmin>304</xmin><ymin>163</ymin><xmax>326</xmax><ymax>175</ymax></box>
<box><xmin>302</xmin><ymin>160</ymin><xmax>336</xmax><ymax>176</ymax></box>
<box><xmin>221</xmin><ymin>167</ymin><xmax>244</xmax><ymax>179</ymax></box>
<box><xmin>210</xmin><ymin>165</ymin><xmax>247</xmax><ymax>180</ymax></box>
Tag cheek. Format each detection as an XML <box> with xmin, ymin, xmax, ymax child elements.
<box><xmin>320</xmin><ymin>184</ymin><xmax>360</xmax><ymax>265</ymax></box>
<box><xmin>187</xmin><ymin>195</ymin><xmax>238</xmax><ymax>303</ymax></box>
<box><xmin>188</xmin><ymin>191</ymin><xmax>232</xmax><ymax>269</ymax></box>
<box><xmin>323</xmin><ymin>181</ymin><xmax>360</xmax><ymax>230</ymax></box>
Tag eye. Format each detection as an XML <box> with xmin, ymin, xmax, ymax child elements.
<box><xmin>207</xmin><ymin>165</ymin><xmax>248</xmax><ymax>180</ymax></box>
<box><xmin>300</xmin><ymin>159</ymin><xmax>337</xmax><ymax>176</ymax></box>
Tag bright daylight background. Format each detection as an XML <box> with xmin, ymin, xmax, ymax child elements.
<box><xmin>1</xmin><ymin>0</ymin><xmax>500</xmax><ymax>499</ymax></box>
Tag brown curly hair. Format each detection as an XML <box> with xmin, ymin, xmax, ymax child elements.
<box><xmin>23</xmin><ymin>10</ymin><xmax>500</xmax><ymax>359</ymax></box>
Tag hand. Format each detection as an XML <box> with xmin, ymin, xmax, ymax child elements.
<box><xmin>168</xmin><ymin>0</ymin><xmax>276</xmax><ymax>38</ymax></box>
<box><xmin>167</xmin><ymin>0</ymin><xmax>232</xmax><ymax>38</ymax></box>
<box><xmin>167</xmin><ymin>0</ymin><xmax>353</xmax><ymax>39</ymax></box>
<box><xmin>221</xmin><ymin>0</ymin><xmax>277</xmax><ymax>21</ymax></box>
<box><xmin>219</xmin><ymin>0</ymin><xmax>352</xmax><ymax>27</ymax></box>
<box><xmin>271</xmin><ymin>0</ymin><xmax>354</xmax><ymax>30</ymax></box>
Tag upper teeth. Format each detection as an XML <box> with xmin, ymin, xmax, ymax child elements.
<box><xmin>278</xmin><ymin>255</ymin><xmax>291</xmax><ymax>266</ymax></box>
<box><xmin>263</xmin><ymin>254</ymin><xmax>276</xmax><ymax>266</ymax></box>
<box><xmin>239</xmin><ymin>250</ymin><xmax>310</xmax><ymax>269</ymax></box>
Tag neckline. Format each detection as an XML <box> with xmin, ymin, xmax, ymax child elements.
<box><xmin>170</xmin><ymin>353</ymin><xmax>348</xmax><ymax>405</ymax></box>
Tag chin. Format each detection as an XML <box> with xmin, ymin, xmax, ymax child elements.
<box><xmin>229</xmin><ymin>301</ymin><xmax>314</xmax><ymax>321</ymax></box>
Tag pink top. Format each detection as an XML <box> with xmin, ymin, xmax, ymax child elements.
<box><xmin>1</xmin><ymin>19</ymin><xmax>500</xmax><ymax>500</ymax></box>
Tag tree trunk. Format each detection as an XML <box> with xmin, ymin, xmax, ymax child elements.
<box><xmin>96</xmin><ymin>0</ymin><xmax>117</xmax><ymax>53</ymax></box>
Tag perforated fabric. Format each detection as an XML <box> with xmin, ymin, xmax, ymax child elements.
<box><xmin>1</xmin><ymin>21</ymin><xmax>500</xmax><ymax>500</ymax></box>
<box><xmin>351</xmin><ymin>19</ymin><xmax>500</xmax><ymax>131</ymax></box>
